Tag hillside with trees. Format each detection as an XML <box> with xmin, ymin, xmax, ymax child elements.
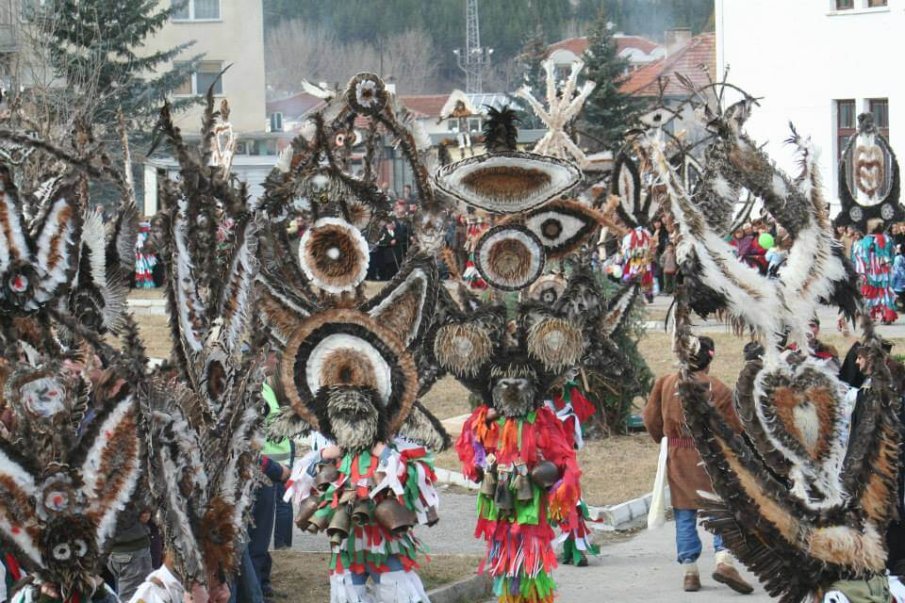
<box><xmin>264</xmin><ymin>0</ymin><xmax>714</xmax><ymax>96</ymax></box>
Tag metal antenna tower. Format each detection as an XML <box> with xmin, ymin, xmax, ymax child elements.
<box><xmin>454</xmin><ymin>0</ymin><xmax>492</xmax><ymax>93</ymax></box>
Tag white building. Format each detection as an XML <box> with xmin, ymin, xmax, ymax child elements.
<box><xmin>716</xmin><ymin>0</ymin><xmax>897</xmax><ymax>212</ymax></box>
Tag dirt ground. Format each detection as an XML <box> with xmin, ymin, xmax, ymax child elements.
<box><xmin>432</xmin><ymin>434</ymin><xmax>660</xmax><ymax>507</ymax></box>
<box><xmin>421</xmin><ymin>376</ymin><xmax>472</xmax><ymax>420</ymax></box>
<box><xmin>269</xmin><ymin>551</ymin><xmax>482</xmax><ymax>602</ymax></box>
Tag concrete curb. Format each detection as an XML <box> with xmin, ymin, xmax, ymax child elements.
<box><xmin>432</xmin><ymin>467</ymin><xmax>669</xmax><ymax>530</ymax></box>
<box><xmin>128</xmin><ymin>298</ymin><xmax>167</xmax><ymax>315</ymax></box>
<box><xmin>426</xmin><ymin>573</ymin><xmax>492</xmax><ymax>603</ymax></box>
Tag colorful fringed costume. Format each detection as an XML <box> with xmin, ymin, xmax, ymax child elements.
<box><xmin>622</xmin><ymin>227</ymin><xmax>654</xmax><ymax>300</ymax></box>
<box><xmin>546</xmin><ymin>382</ymin><xmax>599</xmax><ymax>565</ymax></box>
<box><xmin>852</xmin><ymin>233</ymin><xmax>898</xmax><ymax>323</ymax></box>
<box><xmin>134</xmin><ymin>223</ymin><xmax>157</xmax><ymax>289</ymax></box>
<box><xmin>456</xmin><ymin>406</ymin><xmax>580</xmax><ymax>602</ymax></box>
<box><xmin>286</xmin><ymin>443</ymin><xmax>439</xmax><ymax>602</ymax></box>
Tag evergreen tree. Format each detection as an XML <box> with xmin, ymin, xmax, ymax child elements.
<box><xmin>511</xmin><ymin>24</ymin><xmax>546</xmax><ymax>129</ymax></box>
<box><xmin>31</xmin><ymin>0</ymin><xmax>199</xmax><ymax>136</ymax></box>
<box><xmin>579</xmin><ymin>10</ymin><xmax>641</xmax><ymax>152</ymax></box>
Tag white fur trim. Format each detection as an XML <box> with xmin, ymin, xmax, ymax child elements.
<box><xmin>0</xmin><ymin>447</ymin><xmax>40</xmax><ymax>566</ymax></box>
<box><xmin>80</xmin><ymin>395</ymin><xmax>143</xmax><ymax>552</ymax></box>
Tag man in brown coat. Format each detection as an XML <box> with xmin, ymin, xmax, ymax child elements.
<box><xmin>643</xmin><ymin>336</ymin><xmax>754</xmax><ymax>594</ymax></box>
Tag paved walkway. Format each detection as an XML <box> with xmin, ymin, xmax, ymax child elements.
<box><xmin>289</xmin><ymin>491</ymin><xmax>773</xmax><ymax>601</ymax></box>
<box><xmin>549</xmin><ymin>522</ymin><xmax>771</xmax><ymax>603</ymax></box>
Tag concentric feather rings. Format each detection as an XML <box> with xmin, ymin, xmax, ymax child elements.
<box><xmin>298</xmin><ymin>217</ymin><xmax>369</xmax><ymax>294</ymax></box>
<box><xmin>475</xmin><ymin>225</ymin><xmax>545</xmax><ymax>291</ymax></box>
<box><xmin>278</xmin><ymin>309</ymin><xmax>417</xmax><ymax>435</ymax></box>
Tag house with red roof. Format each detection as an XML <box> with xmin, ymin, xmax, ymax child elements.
<box><xmin>546</xmin><ymin>33</ymin><xmax>666</xmax><ymax>74</ymax></box>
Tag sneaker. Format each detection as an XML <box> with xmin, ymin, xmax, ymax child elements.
<box><xmin>684</xmin><ymin>573</ymin><xmax>701</xmax><ymax>592</ymax></box>
<box><xmin>713</xmin><ymin>563</ymin><xmax>754</xmax><ymax>594</ymax></box>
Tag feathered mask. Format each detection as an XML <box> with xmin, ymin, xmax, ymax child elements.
<box><xmin>641</xmin><ymin>76</ymin><xmax>901</xmax><ymax>602</ymax></box>
<box><xmin>143</xmin><ymin>92</ymin><xmax>266</xmax><ymax>588</ymax></box>
<box><xmin>427</xmin><ymin>271</ymin><xmax>636</xmax><ymax>415</ymax></box>
<box><xmin>256</xmin><ymin>74</ymin><xmax>449</xmax><ymax>453</ymax></box>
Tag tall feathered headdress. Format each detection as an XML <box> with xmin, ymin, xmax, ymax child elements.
<box><xmin>0</xmin><ymin>125</ymin><xmax>143</xmax><ymax>600</ymax></box>
<box><xmin>257</xmin><ymin>73</ymin><xmax>449</xmax><ymax>453</ymax></box>
<box><xmin>141</xmin><ymin>91</ymin><xmax>266</xmax><ymax>589</ymax></box>
<box><xmin>640</xmin><ymin>76</ymin><xmax>900</xmax><ymax>602</ymax></box>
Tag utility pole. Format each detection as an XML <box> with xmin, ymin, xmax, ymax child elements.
<box><xmin>454</xmin><ymin>0</ymin><xmax>492</xmax><ymax>93</ymax></box>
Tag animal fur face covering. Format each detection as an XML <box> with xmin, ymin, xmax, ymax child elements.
<box><xmin>315</xmin><ymin>386</ymin><xmax>386</xmax><ymax>452</ymax></box>
<box><xmin>491</xmin><ymin>373</ymin><xmax>539</xmax><ymax>418</ymax></box>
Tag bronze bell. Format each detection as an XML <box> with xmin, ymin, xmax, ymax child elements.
<box><xmin>425</xmin><ymin>506</ymin><xmax>439</xmax><ymax>527</ymax></box>
<box><xmin>294</xmin><ymin>496</ymin><xmax>320</xmax><ymax>529</ymax></box>
<box><xmin>374</xmin><ymin>498</ymin><xmax>417</xmax><ymax>535</ymax></box>
<box><xmin>494</xmin><ymin>474</ymin><xmax>514</xmax><ymax>511</ymax></box>
<box><xmin>480</xmin><ymin>468</ymin><xmax>498</xmax><ymax>498</ymax></box>
<box><xmin>351</xmin><ymin>500</ymin><xmax>373</xmax><ymax>526</ymax></box>
<box><xmin>327</xmin><ymin>506</ymin><xmax>352</xmax><ymax>545</ymax></box>
<box><xmin>315</xmin><ymin>463</ymin><xmax>340</xmax><ymax>493</ymax></box>
<box><xmin>530</xmin><ymin>461</ymin><xmax>560</xmax><ymax>489</ymax></box>
<box><xmin>306</xmin><ymin>509</ymin><xmax>330</xmax><ymax>534</ymax></box>
<box><xmin>513</xmin><ymin>473</ymin><xmax>534</xmax><ymax>502</ymax></box>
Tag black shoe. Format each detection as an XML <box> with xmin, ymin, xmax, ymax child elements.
<box><xmin>576</xmin><ymin>551</ymin><xmax>589</xmax><ymax>567</ymax></box>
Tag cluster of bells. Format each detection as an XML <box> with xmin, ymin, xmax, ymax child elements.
<box><xmin>295</xmin><ymin>463</ymin><xmax>440</xmax><ymax>546</ymax></box>
<box><xmin>479</xmin><ymin>457</ymin><xmax>560</xmax><ymax>514</ymax></box>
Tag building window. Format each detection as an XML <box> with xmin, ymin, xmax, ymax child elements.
<box><xmin>836</xmin><ymin>99</ymin><xmax>856</xmax><ymax>158</ymax></box>
<box><xmin>867</xmin><ymin>0</ymin><xmax>887</xmax><ymax>6</ymax></box>
<box><xmin>172</xmin><ymin>0</ymin><xmax>220</xmax><ymax>21</ymax></box>
<box><xmin>175</xmin><ymin>61</ymin><xmax>224</xmax><ymax>96</ymax></box>
<box><xmin>869</xmin><ymin>98</ymin><xmax>890</xmax><ymax>138</ymax></box>
<box><xmin>834</xmin><ymin>0</ymin><xmax>854</xmax><ymax>9</ymax></box>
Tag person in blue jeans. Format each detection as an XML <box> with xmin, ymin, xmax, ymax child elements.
<box><xmin>272</xmin><ymin>441</ymin><xmax>295</xmax><ymax>550</ymax></box>
<box><xmin>245</xmin><ymin>454</ymin><xmax>289</xmax><ymax>602</ymax></box>
<box><xmin>643</xmin><ymin>336</ymin><xmax>754</xmax><ymax>594</ymax></box>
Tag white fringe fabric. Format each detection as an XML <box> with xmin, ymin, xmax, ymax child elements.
<box><xmin>330</xmin><ymin>570</ymin><xmax>430</xmax><ymax>603</ymax></box>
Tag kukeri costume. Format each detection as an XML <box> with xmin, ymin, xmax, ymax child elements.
<box><xmin>639</xmin><ymin>77</ymin><xmax>903</xmax><ymax>603</ymax></box>
<box><xmin>0</xmin><ymin>133</ymin><xmax>144</xmax><ymax>603</ymax></box>
<box><xmin>431</xmin><ymin>63</ymin><xmax>645</xmax><ymax>600</ymax></box>
<box><xmin>258</xmin><ymin>74</ymin><xmax>450</xmax><ymax>603</ymax></box>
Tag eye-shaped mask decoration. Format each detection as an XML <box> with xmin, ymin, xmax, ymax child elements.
<box><xmin>519</xmin><ymin>199</ymin><xmax>606</xmax><ymax>259</ymax></box>
<box><xmin>434</xmin><ymin>153</ymin><xmax>581</xmax><ymax>214</ymax></box>
<box><xmin>609</xmin><ymin>153</ymin><xmax>652</xmax><ymax>229</ymax></box>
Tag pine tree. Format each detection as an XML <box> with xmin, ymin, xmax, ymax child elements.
<box><xmin>31</xmin><ymin>0</ymin><xmax>199</xmax><ymax>137</ymax></box>
<box><xmin>511</xmin><ymin>24</ymin><xmax>547</xmax><ymax>129</ymax></box>
<box><xmin>580</xmin><ymin>10</ymin><xmax>641</xmax><ymax>152</ymax></box>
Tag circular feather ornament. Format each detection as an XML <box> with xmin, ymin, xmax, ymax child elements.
<box><xmin>475</xmin><ymin>225</ymin><xmax>545</xmax><ymax>291</ymax></box>
<box><xmin>346</xmin><ymin>73</ymin><xmax>389</xmax><ymax>116</ymax></box>
<box><xmin>434</xmin><ymin>152</ymin><xmax>581</xmax><ymax>214</ymax></box>
<box><xmin>279</xmin><ymin>309</ymin><xmax>418</xmax><ymax>435</ymax></box>
<box><xmin>520</xmin><ymin>199</ymin><xmax>602</xmax><ymax>258</ymax></box>
<box><xmin>298</xmin><ymin>217</ymin><xmax>370</xmax><ymax>294</ymax></box>
<box><xmin>528</xmin><ymin>274</ymin><xmax>567</xmax><ymax>305</ymax></box>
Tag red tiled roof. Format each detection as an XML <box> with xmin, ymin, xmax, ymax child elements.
<box><xmin>266</xmin><ymin>92</ymin><xmax>326</xmax><ymax>119</ymax></box>
<box><xmin>400</xmin><ymin>94</ymin><xmax>449</xmax><ymax>118</ymax></box>
<box><xmin>547</xmin><ymin>35</ymin><xmax>662</xmax><ymax>59</ymax></box>
<box><xmin>619</xmin><ymin>32</ymin><xmax>715</xmax><ymax>97</ymax></box>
